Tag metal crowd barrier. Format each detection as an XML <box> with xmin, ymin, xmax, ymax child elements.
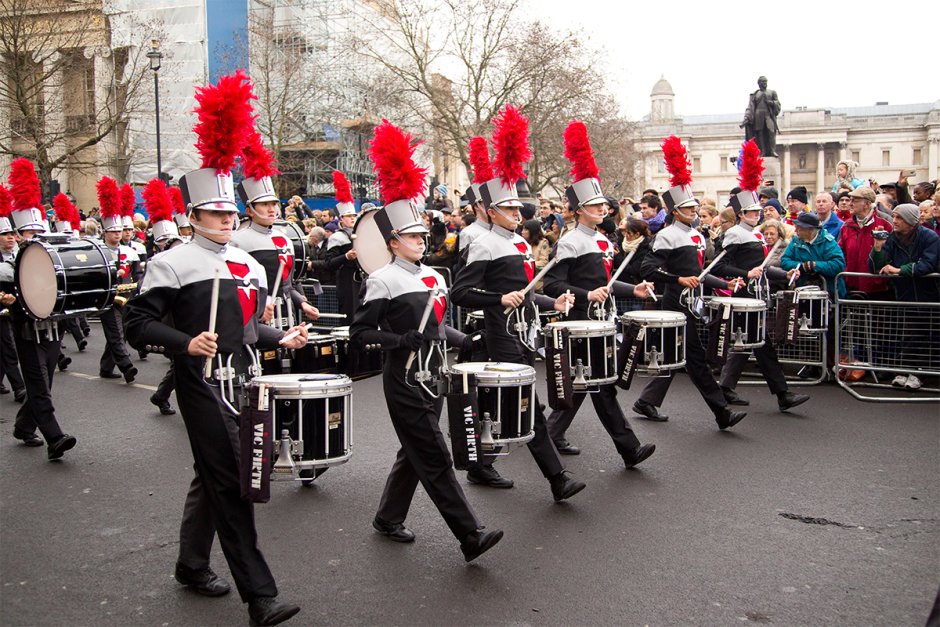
<box><xmin>835</xmin><ymin>272</ymin><xmax>940</xmax><ymax>403</ymax></box>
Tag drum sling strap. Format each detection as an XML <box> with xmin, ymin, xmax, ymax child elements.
<box><xmin>445</xmin><ymin>370</ymin><xmax>482</xmax><ymax>471</ymax></box>
<box><xmin>544</xmin><ymin>325</ymin><xmax>573</xmax><ymax>410</ymax></box>
<box><xmin>615</xmin><ymin>318</ymin><xmax>644</xmax><ymax>390</ymax></box>
<box><xmin>774</xmin><ymin>291</ymin><xmax>800</xmax><ymax>346</ymax></box>
<box><xmin>240</xmin><ymin>382</ymin><xmax>275</xmax><ymax>503</ymax></box>
<box><xmin>706</xmin><ymin>302</ymin><xmax>734</xmax><ymax>368</ymax></box>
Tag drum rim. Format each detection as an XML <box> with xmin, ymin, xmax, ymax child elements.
<box><xmin>708</xmin><ymin>296</ymin><xmax>767</xmax><ymax>310</ymax></box>
<box><xmin>544</xmin><ymin>320</ymin><xmax>617</xmax><ymax>334</ymax></box>
<box><xmin>450</xmin><ymin>361</ymin><xmax>536</xmax><ymax>384</ymax></box>
<box><xmin>620</xmin><ymin>310</ymin><xmax>686</xmax><ymax>323</ymax></box>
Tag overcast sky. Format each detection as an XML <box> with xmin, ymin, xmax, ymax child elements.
<box><xmin>526</xmin><ymin>0</ymin><xmax>938</xmax><ymax>121</ymax></box>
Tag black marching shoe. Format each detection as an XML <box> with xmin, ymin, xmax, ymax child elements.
<box><xmin>77</xmin><ymin>339</ymin><xmax>87</xmax><ymax>352</ymax></box>
<box><xmin>150</xmin><ymin>394</ymin><xmax>176</xmax><ymax>415</ymax></box>
<box><xmin>554</xmin><ymin>439</ymin><xmax>581</xmax><ymax>455</ymax></box>
<box><xmin>778</xmin><ymin>391</ymin><xmax>810</xmax><ymax>412</ymax></box>
<box><xmin>460</xmin><ymin>528</ymin><xmax>504</xmax><ymax>563</ymax></box>
<box><xmin>721</xmin><ymin>386</ymin><xmax>749</xmax><ymax>406</ymax></box>
<box><xmin>549</xmin><ymin>471</ymin><xmax>586</xmax><ymax>502</ymax></box>
<box><xmin>174</xmin><ymin>563</ymin><xmax>231</xmax><ymax>597</ymax></box>
<box><xmin>13</xmin><ymin>429</ymin><xmax>44</xmax><ymax>447</ymax></box>
<box><xmin>99</xmin><ymin>370</ymin><xmax>121</xmax><ymax>379</ymax></box>
<box><xmin>248</xmin><ymin>596</ymin><xmax>300</xmax><ymax>626</ymax></box>
<box><xmin>0</xmin><ymin>384</ymin><xmax>8</xmax><ymax>394</ymax></box>
<box><xmin>47</xmin><ymin>434</ymin><xmax>77</xmax><ymax>460</ymax></box>
<box><xmin>633</xmin><ymin>400</ymin><xmax>668</xmax><ymax>422</ymax></box>
<box><xmin>13</xmin><ymin>388</ymin><xmax>26</xmax><ymax>403</ymax></box>
<box><xmin>467</xmin><ymin>464</ymin><xmax>514</xmax><ymax>489</ymax></box>
<box><xmin>57</xmin><ymin>354</ymin><xmax>71</xmax><ymax>371</ymax></box>
<box><xmin>623</xmin><ymin>443</ymin><xmax>656</xmax><ymax>469</ymax></box>
<box><xmin>372</xmin><ymin>517</ymin><xmax>416</xmax><ymax>543</ymax></box>
<box><xmin>715</xmin><ymin>407</ymin><xmax>746</xmax><ymax>430</ymax></box>
<box><xmin>123</xmin><ymin>366</ymin><xmax>138</xmax><ymax>384</ymax></box>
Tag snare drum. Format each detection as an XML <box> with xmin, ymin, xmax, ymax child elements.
<box><xmin>14</xmin><ymin>238</ymin><xmax>117</xmax><ymax>320</ymax></box>
<box><xmin>543</xmin><ymin>320</ymin><xmax>618</xmax><ymax>390</ymax></box>
<box><xmin>707</xmin><ymin>297</ymin><xmax>767</xmax><ymax>351</ymax></box>
<box><xmin>292</xmin><ymin>334</ymin><xmax>340</xmax><ymax>373</ymax></box>
<box><xmin>464</xmin><ymin>309</ymin><xmax>485</xmax><ymax>334</ymax></box>
<box><xmin>794</xmin><ymin>286</ymin><xmax>829</xmax><ymax>333</ymax></box>
<box><xmin>331</xmin><ymin>326</ymin><xmax>383</xmax><ymax>379</ymax></box>
<box><xmin>272</xmin><ymin>220</ymin><xmax>308</xmax><ymax>283</ymax></box>
<box><xmin>619</xmin><ymin>310</ymin><xmax>686</xmax><ymax>374</ymax></box>
<box><xmin>251</xmin><ymin>373</ymin><xmax>353</xmax><ymax>482</ymax></box>
<box><xmin>450</xmin><ymin>362</ymin><xmax>535</xmax><ymax>448</ymax></box>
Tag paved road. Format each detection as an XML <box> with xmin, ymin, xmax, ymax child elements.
<box><xmin>2</xmin><ymin>324</ymin><xmax>938</xmax><ymax>626</ymax></box>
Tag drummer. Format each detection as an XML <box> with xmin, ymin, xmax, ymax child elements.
<box><xmin>451</xmin><ymin>105</ymin><xmax>584</xmax><ymax>502</ymax></box>
<box><xmin>0</xmin><ymin>194</ymin><xmax>27</xmax><ymax>404</ymax></box>
<box><xmin>713</xmin><ymin>186</ymin><xmax>810</xmax><ymax>413</ymax></box>
<box><xmin>324</xmin><ymin>177</ymin><xmax>361</xmax><ymax>321</ymax></box>
<box><xmin>231</xmin><ymin>130</ymin><xmax>319</xmax><ymax>326</ymax></box>
<box><xmin>350</xmin><ymin>120</ymin><xmax>502</xmax><ymax>562</ymax></box>
<box><xmin>542</xmin><ymin>121</ymin><xmax>656</xmax><ymax>466</ymax></box>
<box><xmin>633</xmin><ymin>136</ymin><xmax>747</xmax><ymax>429</ymax></box>
<box><xmin>1</xmin><ymin>158</ymin><xmax>76</xmax><ymax>459</ymax></box>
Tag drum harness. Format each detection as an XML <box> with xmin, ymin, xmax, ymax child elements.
<box><xmin>679</xmin><ymin>249</ymin><xmax>727</xmax><ymax>319</ymax></box>
<box><xmin>503</xmin><ymin>257</ymin><xmax>559</xmax><ymax>352</ymax></box>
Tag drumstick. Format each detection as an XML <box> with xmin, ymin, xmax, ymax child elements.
<box><xmin>605</xmin><ymin>249</ymin><xmax>637</xmax><ymax>290</ymax></box>
<box><xmin>279</xmin><ymin>322</ymin><xmax>314</xmax><ymax>345</ymax></box>
<box><xmin>502</xmin><ymin>257</ymin><xmax>559</xmax><ymax>314</ymax></box>
<box><xmin>203</xmin><ymin>268</ymin><xmax>220</xmax><ymax>378</ymax></box>
<box><xmin>564</xmin><ymin>289</ymin><xmax>571</xmax><ymax>316</ymax></box>
<box><xmin>405</xmin><ymin>287</ymin><xmax>439</xmax><ymax>371</ymax></box>
<box><xmin>314</xmin><ymin>313</ymin><xmax>347</xmax><ymax>319</ymax></box>
<box><xmin>642</xmin><ymin>281</ymin><xmax>657</xmax><ymax>302</ymax></box>
<box><xmin>269</xmin><ymin>260</ymin><xmax>286</xmax><ymax>305</ymax></box>
<box><xmin>698</xmin><ymin>250</ymin><xmax>727</xmax><ymax>281</ymax></box>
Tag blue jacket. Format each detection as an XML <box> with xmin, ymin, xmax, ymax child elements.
<box><xmin>781</xmin><ymin>229</ymin><xmax>846</xmax><ymax>297</ymax></box>
<box><xmin>831</xmin><ymin>177</ymin><xmax>865</xmax><ymax>193</ymax></box>
<box><xmin>821</xmin><ymin>211</ymin><xmax>844</xmax><ymax>240</ymax></box>
<box><xmin>868</xmin><ymin>226</ymin><xmax>939</xmax><ymax>302</ymax></box>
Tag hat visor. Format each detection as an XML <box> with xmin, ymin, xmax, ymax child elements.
<box><xmin>396</xmin><ymin>223</ymin><xmax>429</xmax><ymax>236</ymax></box>
<box><xmin>675</xmin><ymin>198</ymin><xmax>700</xmax><ymax>209</ymax></box>
<box><xmin>580</xmin><ymin>194</ymin><xmax>609</xmax><ymax>207</ymax></box>
<box><xmin>493</xmin><ymin>199</ymin><xmax>523</xmax><ymax>208</ymax></box>
<box><xmin>192</xmin><ymin>200</ymin><xmax>238</xmax><ymax>212</ymax></box>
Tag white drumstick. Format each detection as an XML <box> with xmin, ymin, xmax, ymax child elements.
<box><xmin>315</xmin><ymin>313</ymin><xmax>347</xmax><ymax>319</ymax></box>
<box><xmin>642</xmin><ymin>281</ymin><xmax>657</xmax><ymax>302</ymax></box>
<box><xmin>279</xmin><ymin>322</ymin><xmax>314</xmax><ymax>345</ymax></box>
<box><xmin>406</xmin><ymin>288</ymin><xmax>439</xmax><ymax>371</ymax></box>
<box><xmin>564</xmin><ymin>289</ymin><xmax>571</xmax><ymax>316</ymax></box>
<box><xmin>268</xmin><ymin>260</ymin><xmax>286</xmax><ymax>305</ymax></box>
<box><xmin>502</xmin><ymin>257</ymin><xmax>559</xmax><ymax>314</ymax></box>
<box><xmin>203</xmin><ymin>268</ymin><xmax>221</xmax><ymax>378</ymax></box>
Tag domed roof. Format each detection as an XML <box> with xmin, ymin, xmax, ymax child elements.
<box><xmin>651</xmin><ymin>75</ymin><xmax>674</xmax><ymax>97</ymax></box>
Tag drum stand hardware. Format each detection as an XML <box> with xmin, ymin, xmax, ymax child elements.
<box><xmin>479</xmin><ymin>412</ymin><xmax>501</xmax><ymax>450</ymax></box>
<box><xmin>646</xmin><ymin>347</ymin><xmax>662</xmax><ymax>371</ymax></box>
<box><xmin>273</xmin><ymin>429</ymin><xmax>297</xmax><ymax>476</ymax></box>
<box><xmin>798</xmin><ymin>315</ymin><xmax>812</xmax><ymax>334</ymax></box>
<box><xmin>412</xmin><ymin>340</ymin><xmax>448</xmax><ymax>398</ymax></box>
<box><xmin>572</xmin><ymin>358</ymin><xmax>590</xmax><ymax>388</ymax></box>
<box><xmin>733</xmin><ymin>329</ymin><xmax>747</xmax><ymax>352</ymax></box>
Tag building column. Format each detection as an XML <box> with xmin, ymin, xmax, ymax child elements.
<box><xmin>928</xmin><ymin>138</ymin><xmax>939</xmax><ymax>182</ymax></box>
<box><xmin>840</xmin><ymin>142</ymin><xmax>848</xmax><ymax>163</ymax></box>
<box><xmin>782</xmin><ymin>145</ymin><xmax>791</xmax><ymax>194</ymax></box>
<box><xmin>816</xmin><ymin>143</ymin><xmax>826</xmax><ymax>195</ymax></box>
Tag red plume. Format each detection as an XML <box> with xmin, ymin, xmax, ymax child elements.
<box><xmin>332</xmin><ymin>171</ymin><xmax>354</xmax><ymax>204</ymax></box>
<box><xmin>563</xmin><ymin>120</ymin><xmax>599</xmax><ymax>181</ymax></box>
<box><xmin>53</xmin><ymin>193</ymin><xmax>74</xmax><ymax>221</ymax></box>
<box><xmin>491</xmin><ymin>105</ymin><xmax>531</xmax><ymax>187</ymax></box>
<box><xmin>661</xmin><ymin>135</ymin><xmax>692</xmax><ymax>188</ymax></box>
<box><xmin>242</xmin><ymin>129</ymin><xmax>280</xmax><ymax>179</ymax></box>
<box><xmin>169</xmin><ymin>187</ymin><xmax>186</xmax><ymax>215</ymax></box>
<box><xmin>8</xmin><ymin>158</ymin><xmax>42</xmax><ymax>211</ymax></box>
<box><xmin>0</xmin><ymin>184</ymin><xmax>11</xmax><ymax>218</ymax></box>
<box><xmin>120</xmin><ymin>183</ymin><xmax>136</xmax><ymax>217</ymax></box>
<box><xmin>193</xmin><ymin>70</ymin><xmax>256</xmax><ymax>173</ymax></box>
<box><xmin>143</xmin><ymin>178</ymin><xmax>174</xmax><ymax>223</ymax></box>
<box><xmin>468</xmin><ymin>136</ymin><xmax>494</xmax><ymax>184</ymax></box>
<box><xmin>69</xmin><ymin>203</ymin><xmax>81</xmax><ymax>230</ymax></box>
<box><xmin>737</xmin><ymin>139</ymin><xmax>764</xmax><ymax>192</ymax></box>
<box><xmin>368</xmin><ymin>119</ymin><xmax>427</xmax><ymax>204</ymax></box>
<box><xmin>97</xmin><ymin>177</ymin><xmax>123</xmax><ymax>219</ymax></box>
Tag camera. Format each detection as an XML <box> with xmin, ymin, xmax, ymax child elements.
<box><xmin>872</xmin><ymin>230</ymin><xmax>889</xmax><ymax>241</ymax></box>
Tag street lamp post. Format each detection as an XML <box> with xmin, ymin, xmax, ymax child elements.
<box><xmin>146</xmin><ymin>39</ymin><xmax>164</xmax><ymax>181</ymax></box>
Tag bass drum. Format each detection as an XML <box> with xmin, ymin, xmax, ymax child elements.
<box><xmin>352</xmin><ymin>207</ymin><xmax>390</xmax><ymax>275</ymax></box>
<box><xmin>14</xmin><ymin>238</ymin><xmax>117</xmax><ymax>320</ymax></box>
<box><xmin>272</xmin><ymin>220</ymin><xmax>308</xmax><ymax>283</ymax></box>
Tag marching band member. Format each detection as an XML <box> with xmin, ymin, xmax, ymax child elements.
<box><xmin>457</xmin><ymin>137</ymin><xmax>494</xmax><ymax>254</ymax></box>
<box><xmin>170</xmin><ymin>186</ymin><xmax>193</xmax><ymax>241</ymax></box>
<box><xmin>96</xmin><ymin>177</ymin><xmax>138</xmax><ymax>384</ymax></box>
<box><xmin>324</xmin><ymin>177</ymin><xmax>360</xmax><ymax>320</ymax></box>
<box><xmin>121</xmin><ymin>183</ymin><xmax>148</xmax><ymax>263</ymax></box>
<box><xmin>232</xmin><ymin>128</ymin><xmax>319</xmax><ymax>325</ymax></box>
<box><xmin>0</xmin><ymin>183</ymin><xmax>26</xmax><ymax>403</ymax></box>
<box><xmin>713</xmin><ymin>141</ymin><xmax>810</xmax><ymax>412</ymax></box>
<box><xmin>0</xmin><ymin>159</ymin><xmax>76</xmax><ymax>458</ymax></box>
<box><xmin>633</xmin><ymin>136</ymin><xmax>748</xmax><ymax>430</ymax></box>
<box><xmin>451</xmin><ymin>105</ymin><xmax>585</xmax><ymax>502</ymax></box>
<box><xmin>124</xmin><ymin>71</ymin><xmax>305</xmax><ymax>626</ymax></box>
<box><xmin>351</xmin><ymin>120</ymin><xmax>502</xmax><ymax>561</ymax></box>
<box><xmin>52</xmin><ymin>194</ymin><xmax>88</xmax><ymax>357</ymax></box>
<box><xmin>542</xmin><ymin>121</ymin><xmax>656</xmax><ymax>466</ymax></box>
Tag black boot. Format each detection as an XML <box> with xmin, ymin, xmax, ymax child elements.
<box><xmin>554</xmin><ymin>439</ymin><xmax>581</xmax><ymax>455</ymax></box>
<box><xmin>721</xmin><ymin>386</ymin><xmax>749</xmax><ymax>406</ymax></box>
<box><xmin>460</xmin><ymin>528</ymin><xmax>504</xmax><ymax>562</ymax></box>
<box><xmin>467</xmin><ymin>464</ymin><xmax>514</xmax><ymax>489</ymax></box>
<box><xmin>549</xmin><ymin>471</ymin><xmax>586</xmax><ymax>502</ymax></box>
<box><xmin>778</xmin><ymin>391</ymin><xmax>810</xmax><ymax>412</ymax></box>
<box><xmin>633</xmin><ymin>400</ymin><xmax>668</xmax><ymax>422</ymax></box>
<box><xmin>623</xmin><ymin>443</ymin><xmax>656</xmax><ymax>469</ymax></box>
<box><xmin>174</xmin><ymin>563</ymin><xmax>231</xmax><ymax>596</ymax></box>
<box><xmin>715</xmin><ymin>407</ymin><xmax>746</xmax><ymax>430</ymax></box>
<box><xmin>247</xmin><ymin>597</ymin><xmax>300</xmax><ymax>626</ymax></box>
<box><xmin>372</xmin><ymin>517</ymin><xmax>415</xmax><ymax>543</ymax></box>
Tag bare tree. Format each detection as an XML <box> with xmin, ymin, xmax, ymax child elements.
<box><xmin>0</xmin><ymin>0</ymin><xmax>154</xmax><ymax>197</ymax></box>
<box><xmin>354</xmin><ymin>0</ymin><xmax>638</xmax><ymax>193</ymax></box>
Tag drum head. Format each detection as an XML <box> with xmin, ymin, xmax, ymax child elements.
<box><xmin>450</xmin><ymin>361</ymin><xmax>536</xmax><ymax>385</ymax></box>
<box><xmin>621</xmin><ymin>310</ymin><xmax>686</xmax><ymax>325</ymax></box>
<box><xmin>545</xmin><ymin>320</ymin><xmax>616</xmax><ymax>335</ymax></box>
<box><xmin>15</xmin><ymin>242</ymin><xmax>58</xmax><ymax>319</ymax></box>
<box><xmin>251</xmin><ymin>372</ymin><xmax>353</xmax><ymax>396</ymax></box>
<box><xmin>709</xmin><ymin>296</ymin><xmax>766</xmax><ymax>311</ymax></box>
<box><xmin>352</xmin><ymin>208</ymin><xmax>391</xmax><ymax>275</ymax></box>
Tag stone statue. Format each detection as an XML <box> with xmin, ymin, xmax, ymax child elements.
<box><xmin>741</xmin><ymin>76</ymin><xmax>781</xmax><ymax>158</ymax></box>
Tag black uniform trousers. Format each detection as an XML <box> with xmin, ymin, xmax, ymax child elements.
<box><xmin>719</xmin><ymin>343</ymin><xmax>788</xmax><ymax>395</ymax></box>
<box><xmin>0</xmin><ymin>316</ymin><xmax>25</xmax><ymax>393</ymax></box>
<box><xmin>59</xmin><ymin>317</ymin><xmax>84</xmax><ymax>349</ymax></box>
<box><xmin>547</xmin><ymin>385</ymin><xmax>641</xmax><ymax>457</ymax></box>
<box><xmin>153</xmin><ymin>362</ymin><xmax>175</xmax><ymax>404</ymax></box>
<box><xmin>638</xmin><ymin>311</ymin><xmax>727</xmax><ymax>416</ymax></box>
<box><xmin>99</xmin><ymin>307</ymin><xmax>133</xmax><ymax>375</ymax></box>
<box><xmin>12</xmin><ymin>326</ymin><xmax>64</xmax><ymax>441</ymax></box>
<box><xmin>176</xmin><ymin>377</ymin><xmax>277</xmax><ymax>603</ymax></box>
<box><xmin>376</xmin><ymin>375</ymin><xmax>480</xmax><ymax>541</ymax></box>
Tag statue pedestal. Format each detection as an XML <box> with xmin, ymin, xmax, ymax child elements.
<box><xmin>762</xmin><ymin>157</ymin><xmax>781</xmax><ymax>189</ymax></box>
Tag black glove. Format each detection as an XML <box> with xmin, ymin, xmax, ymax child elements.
<box><xmin>399</xmin><ymin>330</ymin><xmax>424</xmax><ymax>351</ymax></box>
<box><xmin>801</xmin><ymin>261</ymin><xmax>816</xmax><ymax>273</ymax></box>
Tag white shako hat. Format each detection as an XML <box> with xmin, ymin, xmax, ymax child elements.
<box><xmin>236</xmin><ymin>175</ymin><xmax>278</xmax><ymax>206</ymax></box>
<box><xmin>7</xmin><ymin>158</ymin><xmax>48</xmax><ymax>232</ymax></box>
<box><xmin>562</xmin><ymin>120</ymin><xmax>607</xmax><ymax>209</ymax></box>
<box><xmin>660</xmin><ymin>135</ymin><xmax>699</xmax><ymax>211</ymax></box>
<box><xmin>180</xmin><ymin>168</ymin><xmax>237</xmax><ymax>213</ymax></box>
<box><xmin>96</xmin><ymin>176</ymin><xmax>125</xmax><ymax>232</ymax></box>
<box><xmin>374</xmin><ymin>199</ymin><xmax>428</xmax><ymax>241</ymax></box>
<box><xmin>729</xmin><ymin>189</ymin><xmax>761</xmax><ymax>214</ymax></box>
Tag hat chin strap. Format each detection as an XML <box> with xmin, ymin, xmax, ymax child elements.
<box><xmin>191</xmin><ymin>222</ymin><xmax>233</xmax><ymax>237</ymax></box>
<box><xmin>392</xmin><ymin>232</ymin><xmax>427</xmax><ymax>256</ymax></box>
<box><xmin>493</xmin><ymin>206</ymin><xmax>521</xmax><ymax>227</ymax></box>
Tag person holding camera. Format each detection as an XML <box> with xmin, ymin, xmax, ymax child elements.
<box><xmin>838</xmin><ymin>186</ymin><xmax>893</xmax><ymax>298</ymax></box>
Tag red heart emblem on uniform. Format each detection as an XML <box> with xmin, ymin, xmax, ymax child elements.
<box><xmin>420</xmin><ymin>276</ymin><xmax>446</xmax><ymax>324</ymax></box>
<box><xmin>514</xmin><ymin>241</ymin><xmax>535</xmax><ymax>282</ymax></box>
<box><xmin>690</xmin><ymin>233</ymin><xmax>705</xmax><ymax>267</ymax></box>
<box><xmin>226</xmin><ymin>261</ymin><xmax>258</xmax><ymax>326</ymax></box>
<box><xmin>271</xmin><ymin>235</ymin><xmax>293</xmax><ymax>282</ymax></box>
<box><xmin>596</xmin><ymin>240</ymin><xmax>613</xmax><ymax>279</ymax></box>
